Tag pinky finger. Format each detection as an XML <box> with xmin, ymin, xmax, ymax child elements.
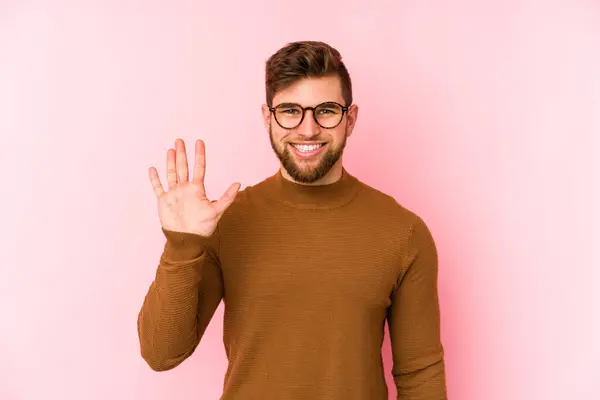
<box><xmin>149</xmin><ymin>167</ymin><xmax>165</xmax><ymax>197</ymax></box>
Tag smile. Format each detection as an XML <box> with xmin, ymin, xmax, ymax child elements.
<box><xmin>288</xmin><ymin>143</ymin><xmax>327</xmax><ymax>158</ymax></box>
<box><xmin>291</xmin><ymin>143</ymin><xmax>325</xmax><ymax>152</ymax></box>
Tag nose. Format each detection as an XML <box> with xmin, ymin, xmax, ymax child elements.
<box><xmin>295</xmin><ymin>109</ymin><xmax>320</xmax><ymax>138</ymax></box>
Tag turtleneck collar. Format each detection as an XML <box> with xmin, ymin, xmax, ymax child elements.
<box><xmin>258</xmin><ymin>167</ymin><xmax>362</xmax><ymax>210</ymax></box>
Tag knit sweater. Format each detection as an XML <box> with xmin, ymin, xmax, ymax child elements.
<box><xmin>137</xmin><ymin>168</ymin><xmax>447</xmax><ymax>399</ymax></box>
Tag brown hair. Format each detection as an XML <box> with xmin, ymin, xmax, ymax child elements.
<box><xmin>265</xmin><ymin>41</ymin><xmax>352</xmax><ymax>107</ymax></box>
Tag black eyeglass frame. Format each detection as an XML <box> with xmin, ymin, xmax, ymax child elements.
<box><xmin>268</xmin><ymin>101</ymin><xmax>350</xmax><ymax>130</ymax></box>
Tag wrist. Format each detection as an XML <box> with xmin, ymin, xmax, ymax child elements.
<box><xmin>161</xmin><ymin>228</ymin><xmax>209</xmax><ymax>261</ymax></box>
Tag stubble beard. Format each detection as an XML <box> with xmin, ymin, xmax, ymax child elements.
<box><xmin>268</xmin><ymin>123</ymin><xmax>347</xmax><ymax>184</ymax></box>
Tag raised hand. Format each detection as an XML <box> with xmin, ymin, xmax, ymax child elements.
<box><xmin>149</xmin><ymin>139</ymin><xmax>241</xmax><ymax>237</ymax></box>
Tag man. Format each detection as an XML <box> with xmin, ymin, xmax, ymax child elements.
<box><xmin>138</xmin><ymin>41</ymin><xmax>447</xmax><ymax>399</ymax></box>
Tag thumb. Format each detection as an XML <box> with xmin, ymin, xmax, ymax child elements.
<box><xmin>212</xmin><ymin>182</ymin><xmax>241</xmax><ymax>215</ymax></box>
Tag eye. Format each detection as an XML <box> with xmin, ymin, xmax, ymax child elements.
<box><xmin>277</xmin><ymin>107</ymin><xmax>300</xmax><ymax>115</ymax></box>
<box><xmin>317</xmin><ymin>105</ymin><xmax>342</xmax><ymax>115</ymax></box>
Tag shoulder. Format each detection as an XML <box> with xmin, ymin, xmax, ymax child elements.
<box><xmin>354</xmin><ymin>178</ymin><xmax>425</xmax><ymax>225</ymax></box>
<box><xmin>352</xmin><ymin>177</ymin><xmax>435</xmax><ymax>246</ymax></box>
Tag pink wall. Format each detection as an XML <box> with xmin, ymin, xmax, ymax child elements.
<box><xmin>1</xmin><ymin>1</ymin><xmax>599</xmax><ymax>399</ymax></box>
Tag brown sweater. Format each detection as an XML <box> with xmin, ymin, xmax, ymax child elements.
<box><xmin>137</xmin><ymin>168</ymin><xmax>447</xmax><ymax>399</ymax></box>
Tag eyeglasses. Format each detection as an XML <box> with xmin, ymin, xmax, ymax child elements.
<box><xmin>269</xmin><ymin>101</ymin><xmax>349</xmax><ymax>129</ymax></box>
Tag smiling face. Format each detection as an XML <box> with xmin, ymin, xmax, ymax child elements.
<box><xmin>262</xmin><ymin>75</ymin><xmax>358</xmax><ymax>185</ymax></box>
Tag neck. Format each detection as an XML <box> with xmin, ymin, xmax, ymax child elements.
<box><xmin>260</xmin><ymin>162</ymin><xmax>360</xmax><ymax>210</ymax></box>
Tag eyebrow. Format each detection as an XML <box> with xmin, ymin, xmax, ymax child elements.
<box><xmin>274</xmin><ymin>102</ymin><xmax>300</xmax><ymax>108</ymax></box>
<box><xmin>274</xmin><ymin>101</ymin><xmax>340</xmax><ymax>108</ymax></box>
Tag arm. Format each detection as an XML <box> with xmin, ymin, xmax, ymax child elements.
<box><xmin>137</xmin><ymin>226</ymin><xmax>224</xmax><ymax>371</ymax></box>
<box><xmin>387</xmin><ymin>216</ymin><xmax>447</xmax><ymax>399</ymax></box>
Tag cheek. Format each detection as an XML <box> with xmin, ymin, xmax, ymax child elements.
<box><xmin>330</xmin><ymin>129</ymin><xmax>347</xmax><ymax>143</ymax></box>
<box><xmin>270</xmin><ymin>127</ymin><xmax>288</xmax><ymax>143</ymax></box>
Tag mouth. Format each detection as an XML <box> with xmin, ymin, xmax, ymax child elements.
<box><xmin>288</xmin><ymin>142</ymin><xmax>327</xmax><ymax>158</ymax></box>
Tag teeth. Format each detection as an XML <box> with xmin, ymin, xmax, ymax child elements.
<box><xmin>292</xmin><ymin>143</ymin><xmax>323</xmax><ymax>153</ymax></box>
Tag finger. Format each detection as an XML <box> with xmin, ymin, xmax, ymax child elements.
<box><xmin>148</xmin><ymin>167</ymin><xmax>165</xmax><ymax>197</ymax></box>
<box><xmin>192</xmin><ymin>139</ymin><xmax>207</xmax><ymax>196</ymax></box>
<box><xmin>175</xmin><ymin>138</ymin><xmax>189</xmax><ymax>183</ymax></box>
<box><xmin>212</xmin><ymin>182</ymin><xmax>241</xmax><ymax>216</ymax></box>
<box><xmin>166</xmin><ymin>148</ymin><xmax>177</xmax><ymax>190</ymax></box>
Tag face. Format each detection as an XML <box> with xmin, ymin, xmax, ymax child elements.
<box><xmin>262</xmin><ymin>75</ymin><xmax>358</xmax><ymax>185</ymax></box>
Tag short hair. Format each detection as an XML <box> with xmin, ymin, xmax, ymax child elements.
<box><xmin>265</xmin><ymin>41</ymin><xmax>352</xmax><ymax>107</ymax></box>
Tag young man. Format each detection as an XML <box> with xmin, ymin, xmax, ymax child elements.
<box><xmin>138</xmin><ymin>41</ymin><xmax>447</xmax><ymax>399</ymax></box>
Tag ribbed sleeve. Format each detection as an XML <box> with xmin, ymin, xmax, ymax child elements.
<box><xmin>137</xmin><ymin>227</ymin><xmax>224</xmax><ymax>371</ymax></box>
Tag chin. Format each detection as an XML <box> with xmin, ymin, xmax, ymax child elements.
<box><xmin>285</xmin><ymin>162</ymin><xmax>333</xmax><ymax>184</ymax></box>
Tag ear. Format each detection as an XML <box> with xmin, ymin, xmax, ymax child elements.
<box><xmin>261</xmin><ymin>104</ymin><xmax>271</xmax><ymax>130</ymax></box>
<box><xmin>345</xmin><ymin>104</ymin><xmax>359</xmax><ymax>138</ymax></box>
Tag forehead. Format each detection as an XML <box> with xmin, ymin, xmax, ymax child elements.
<box><xmin>273</xmin><ymin>75</ymin><xmax>344</xmax><ymax>106</ymax></box>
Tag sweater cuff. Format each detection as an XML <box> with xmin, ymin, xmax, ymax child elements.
<box><xmin>161</xmin><ymin>228</ymin><xmax>210</xmax><ymax>262</ymax></box>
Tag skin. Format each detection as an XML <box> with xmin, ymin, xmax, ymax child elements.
<box><xmin>261</xmin><ymin>75</ymin><xmax>359</xmax><ymax>185</ymax></box>
<box><xmin>149</xmin><ymin>139</ymin><xmax>241</xmax><ymax>237</ymax></box>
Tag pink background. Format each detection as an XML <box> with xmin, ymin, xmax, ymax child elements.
<box><xmin>1</xmin><ymin>1</ymin><xmax>599</xmax><ymax>399</ymax></box>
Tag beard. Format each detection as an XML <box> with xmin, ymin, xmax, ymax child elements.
<box><xmin>268</xmin><ymin>123</ymin><xmax>348</xmax><ymax>184</ymax></box>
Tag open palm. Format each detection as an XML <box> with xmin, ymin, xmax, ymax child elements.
<box><xmin>149</xmin><ymin>139</ymin><xmax>240</xmax><ymax>238</ymax></box>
